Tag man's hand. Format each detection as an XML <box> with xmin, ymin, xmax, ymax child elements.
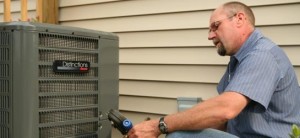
<box><xmin>127</xmin><ymin>119</ymin><xmax>161</xmax><ymax>138</ymax></box>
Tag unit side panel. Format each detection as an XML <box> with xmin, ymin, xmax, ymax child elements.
<box><xmin>98</xmin><ymin>37</ymin><xmax>119</xmax><ymax>137</ymax></box>
<box><xmin>10</xmin><ymin>29</ymin><xmax>40</xmax><ymax>138</ymax></box>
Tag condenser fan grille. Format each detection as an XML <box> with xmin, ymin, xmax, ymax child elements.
<box><xmin>38</xmin><ymin>33</ymin><xmax>100</xmax><ymax>137</ymax></box>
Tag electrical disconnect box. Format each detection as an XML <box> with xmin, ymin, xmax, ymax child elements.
<box><xmin>0</xmin><ymin>22</ymin><xmax>119</xmax><ymax>138</ymax></box>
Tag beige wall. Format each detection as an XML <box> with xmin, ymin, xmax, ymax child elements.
<box><xmin>1</xmin><ymin>0</ymin><xmax>300</xmax><ymax>137</ymax></box>
<box><xmin>58</xmin><ymin>1</ymin><xmax>300</xmax><ymax>137</ymax></box>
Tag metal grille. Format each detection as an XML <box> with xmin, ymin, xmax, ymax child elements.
<box><xmin>39</xmin><ymin>108</ymin><xmax>98</xmax><ymax>123</ymax></box>
<box><xmin>0</xmin><ymin>96</ymin><xmax>9</xmax><ymax>138</ymax></box>
<box><xmin>0</xmin><ymin>64</ymin><xmax>9</xmax><ymax>77</ymax></box>
<box><xmin>0</xmin><ymin>48</ymin><xmax>9</xmax><ymax>61</ymax></box>
<box><xmin>39</xmin><ymin>33</ymin><xmax>98</xmax><ymax>50</ymax></box>
<box><xmin>39</xmin><ymin>95</ymin><xmax>98</xmax><ymax>108</ymax></box>
<box><xmin>39</xmin><ymin>50</ymin><xmax>98</xmax><ymax>63</ymax></box>
<box><xmin>0</xmin><ymin>80</ymin><xmax>9</xmax><ymax>93</ymax></box>
<box><xmin>0</xmin><ymin>31</ymin><xmax>10</xmax><ymax>138</ymax></box>
<box><xmin>38</xmin><ymin>33</ymin><xmax>100</xmax><ymax>137</ymax></box>
<box><xmin>0</xmin><ymin>32</ymin><xmax>9</xmax><ymax>46</ymax></box>
<box><xmin>0</xmin><ymin>96</ymin><xmax>9</xmax><ymax>109</ymax></box>
<box><xmin>39</xmin><ymin>122</ymin><xmax>98</xmax><ymax>138</ymax></box>
<box><xmin>39</xmin><ymin>80</ymin><xmax>98</xmax><ymax>93</ymax></box>
<box><xmin>0</xmin><ymin>111</ymin><xmax>9</xmax><ymax>124</ymax></box>
<box><xmin>0</xmin><ymin>126</ymin><xmax>9</xmax><ymax>138</ymax></box>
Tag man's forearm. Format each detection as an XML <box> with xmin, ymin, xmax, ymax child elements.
<box><xmin>164</xmin><ymin>99</ymin><xmax>229</xmax><ymax>132</ymax></box>
<box><xmin>163</xmin><ymin>92</ymin><xmax>248</xmax><ymax>133</ymax></box>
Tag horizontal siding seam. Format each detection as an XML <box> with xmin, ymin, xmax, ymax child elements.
<box><xmin>59</xmin><ymin>2</ymin><xmax>300</xmax><ymax>21</ymax></box>
<box><xmin>119</xmin><ymin>78</ymin><xmax>219</xmax><ymax>84</ymax></box>
<box><xmin>120</xmin><ymin>94</ymin><xmax>176</xmax><ymax>100</ymax></box>
<box><xmin>119</xmin><ymin>109</ymin><xmax>167</xmax><ymax>116</ymax></box>
<box><xmin>59</xmin><ymin>0</ymin><xmax>123</xmax><ymax>8</ymax></box>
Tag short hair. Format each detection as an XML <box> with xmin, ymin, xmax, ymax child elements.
<box><xmin>222</xmin><ymin>1</ymin><xmax>255</xmax><ymax>27</ymax></box>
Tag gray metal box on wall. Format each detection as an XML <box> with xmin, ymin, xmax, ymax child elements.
<box><xmin>0</xmin><ymin>22</ymin><xmax>119</xmax><ymax>138</ymax></box>
<box><xmin>177</xmin><ymin>97</ymin><xmax>202</xmax><ymax>112</ymax></box>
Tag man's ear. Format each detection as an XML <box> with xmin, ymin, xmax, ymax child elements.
<box><xmin>236</xmin><ymin>12</ymin><xmax>246</xmax><ymax>27</ymax></box>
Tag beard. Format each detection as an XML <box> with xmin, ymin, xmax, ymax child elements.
<box><xmin>213</xmin><ymin>39</ymin><xmax>227</xmax><ymax>56</ymax></box>
<box><xmin>217</xmin><ymin>44</ymin><xmax>226</xmax><ymax>56</ymax></box>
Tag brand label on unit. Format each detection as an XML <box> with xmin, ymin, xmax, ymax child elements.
<box><xmin>53</xmin><ymin>60</ymin><xmax>90</xmax><ymax>73</ymax></box>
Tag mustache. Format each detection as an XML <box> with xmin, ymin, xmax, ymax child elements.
<box><xmin>213</xmin><ymin>39</ymin><xmax>220</xmax><ymax>46</ymax></box>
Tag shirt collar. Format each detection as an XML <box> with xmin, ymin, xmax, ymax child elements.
<box><xmin>232</xmin><ymin>29</ymin><xmax>264</xmax><ymax>62</ymax></box>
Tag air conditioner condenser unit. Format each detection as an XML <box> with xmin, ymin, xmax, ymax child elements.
<box><xmin>0</xmin><ymin>22</ymin><xmax>119</xmax><ymax>138</ymax></box>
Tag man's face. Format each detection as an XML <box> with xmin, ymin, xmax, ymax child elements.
<box><xmin>208</xmin><ymin>9</ymin><xmax>237</xmax><ymax>56</ymax></box>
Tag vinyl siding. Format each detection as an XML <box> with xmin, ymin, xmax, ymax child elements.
<box><xmin>1</xmin><ymin>0</ymin><xmax>300</xmax><ymax>137</ymax></box>
<box><xmin>58</xmin><ymin>1</ymin><xmax>300</xmax><ymax>138</ymax></box>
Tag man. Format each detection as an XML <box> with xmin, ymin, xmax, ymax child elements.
<box><xmin>127</xmin><ymin>1</ymin><xmax>300</xmax><ymax>138</ymax></box>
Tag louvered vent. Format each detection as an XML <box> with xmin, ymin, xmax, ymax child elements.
<box><xmin>38</xmin><ymin>33</ymin><xmax>100</xmax><ymax>138</ymax></box>
<box><xmin>0</xmin><ymin>31</ymin><xmax>10</xmax><ymax>138</ymax></box>
<box><xmin>0</xmin><ymin>32</ymin><xmax>9</xmax><ymax>46</ymax></box>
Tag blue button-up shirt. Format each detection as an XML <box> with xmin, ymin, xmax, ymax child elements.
<box><xmin>217</xmin><ymin>29</ymin><xmax>300</xmax><ymax>138</ymax></box>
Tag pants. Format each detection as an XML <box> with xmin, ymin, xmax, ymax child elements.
<box><xmin>166</xmin><ymin>128</ymin><xmax>239</xmax><ymax>138</ymax></box>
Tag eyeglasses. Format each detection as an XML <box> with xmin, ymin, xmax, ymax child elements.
<box><xmin>209</xmin><ymin>13</ymin><xmax>237</xmax><ymax>33</ymax></box>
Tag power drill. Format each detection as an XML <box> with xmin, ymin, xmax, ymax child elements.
<box><xmin>107</xmin><ymin>109</ymin><xmax>133</xmax><ymax>135</ymax></box>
